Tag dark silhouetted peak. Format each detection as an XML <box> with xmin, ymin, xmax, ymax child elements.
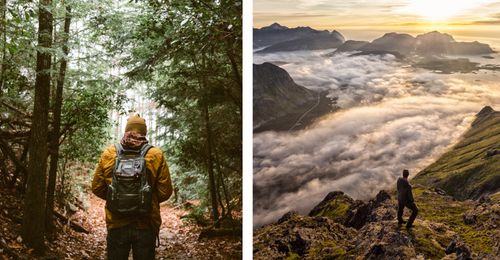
<box><xmin>254</xmin><ymin>24</ymin><xmax>345</xmax><ymax>52</ymax></box>
<box><xmin>260</xmin><ymin>22</ymin><xmax>288</xmax><ymax>31</ymax></box>
<box><xmin>375</xmin><ymin>190</ymin><xmax>391</xmax><ymax>204</ymax></box>
<box><xmin>323</xmin><ymin>191</ymin><xmax>346</xmax><ymax>201</ymax></box>
<box><xmin>476</xmin><ymin>106</ymin><xmax>494</xmax><ymax>117</ymax></box>
<box><xmin>379</xmin><ymin>32</ymin><xmax>415</xmax><ymax>41</ymax></box>
<box><xmin>277</xmin><ymin>211</ymin><xmax>299</xmax><ymax>224</ymax></box>
<box><xmin>253</xmin><ymin>63</ymin><xmax>317</xmax><ymax>127</ymax></box>
<box><xmin>362</xmin><ymin>33</ymin><xmax>416</xmax><ymax>54</ymax></box>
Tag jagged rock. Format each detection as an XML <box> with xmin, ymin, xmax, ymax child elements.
<box><xmin>477</xmin><ymin>106</ymin><xmax>494</xmax><ymax>117</ymax></box>
<box><xmin>446</xmin><ymin>240</ymin><xmax>472</xmax><ymax>260</ymax></box>
<box><xmin>375</xmin><ymin>190</ymin><xmax>391</xmax><ymax>205</ymax></box>
<box><xmin>456</xmin><ymin>244</ymin><xmax>472</xmax><ymax>260</ymax></box>
<box><xmin>434</xmin><ymin>188</ymin><xmax>447</xmax><ymax>195</ymax></box>
<box><xmin>365</xmin><ymin>243</ymin><xmax>385</xmax><ymax>259</ymax></box>
<box><xmin>310</xmin><ymin>190</ymin><xmax>394</xmax><ymax>230</ymax></box>
<box><xmin>308</xmin><ymin>191</ymin><xmax>356</xmax><ymax>224</ymax></box>
<box><xmin>485</xmin><ymin>149</ymin><xmax>500</xmax><ymax>158</ymax></box>
<box><xmin>479</xmin><ymin>195</ymin><xmax>491</xmax><ymax>204</ymax></box>
<box><xmin>254</xmin><ymin>214</ymin><xmax>356</xmax><ymax>259</ymax></box>
<box><xmin>255</xmin><ymin>185</ymin><xmax>500</xmax><ymax>259</ymax></box>
<box><xmin>355</xmin><ymin>221</ymin><xmax>417</xmax><ymax>259</ymax></box>
<box><xmin>278</xmin><ymin>211</ymin><xmax>299</xmax><ymax>224</ymax></box>
<box><xmin>463</xmin><ymin>212</ymin><xmax>476</xmax><ymax>225</ymax></box>
<box><xmin>445</xmin><ymin>241</ymin><xmax>456</xmax><ymax>254</ymax></box>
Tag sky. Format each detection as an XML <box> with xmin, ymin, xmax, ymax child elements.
<box><xmin>254</xmin><ymin>0</ymin><xmax>500</xmax><ymax>46</ymax></box>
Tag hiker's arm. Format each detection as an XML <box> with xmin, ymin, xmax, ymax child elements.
<box><xmin>407</xmin><ymin>183</ymin><xmax>414</xmax><ymax>202</ymax></box>
<box><xmin>91</xmin><ymin>157</ymin><xmax>107</xmax><ymax>200</ymax></box>
<box><xmin>156</xmin><ymin>154</ymin><xmax>173</xmax><ymax>203</ymax></box>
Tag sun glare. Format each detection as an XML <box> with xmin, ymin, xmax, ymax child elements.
<box><xmin>401</xmin><ymin>0</ymin><xmax>490</xmax><ymax>22</ymax></box>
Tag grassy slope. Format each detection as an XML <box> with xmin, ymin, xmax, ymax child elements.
<box><xmin>413</xmin><ymin>108</ymin><xmax>500</xmax><ymax>200</ymax></box>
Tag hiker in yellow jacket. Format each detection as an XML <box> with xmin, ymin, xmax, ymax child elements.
<box><xmin>92</xmin><ymin>114</ymin><xmax>173</xmax><ymax>260</ymax></box>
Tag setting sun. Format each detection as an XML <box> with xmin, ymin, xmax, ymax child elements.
<box><xmin>400</xmin><ymin>0</ymin><xmax>493</xmax><ymax>21</ymax></box>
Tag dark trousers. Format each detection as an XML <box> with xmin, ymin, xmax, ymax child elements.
<box><xmin>107</xmin><ymin>225</ymin><xmax>156</xmax><ymax>260</ymax></box>
<box><xmin>397</xmin><ymin>200</ymin><xmax>418</xmax><ymax>226</ymax></box>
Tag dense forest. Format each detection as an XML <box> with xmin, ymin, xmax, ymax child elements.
<box><xmin>0</xmin><ymin>0</ymin><xmax>241</xmax><ymax>258</ymax></box>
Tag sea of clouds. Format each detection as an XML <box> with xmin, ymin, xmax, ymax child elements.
<box><xmin>253</xmin><ymin>49</ymin><xmax>500</xmax><ymax>227</ymax></box>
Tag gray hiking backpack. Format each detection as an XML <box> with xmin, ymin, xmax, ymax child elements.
<box><xmin>106</xmin><ymin>143</ymin><xmax>153</xmax><ymax>216</ymax></box>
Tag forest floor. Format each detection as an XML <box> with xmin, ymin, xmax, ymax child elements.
<box><xmin>0</xmin><ymin>188</ymin><xmax>242</xmax><ymax>259</ymax></box>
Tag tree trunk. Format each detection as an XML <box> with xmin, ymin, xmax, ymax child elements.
<box><xmin>46</xmin><ymin>5</ymin><xmax>70</xmax><ymax>233</ymax></box>
<box><xmin>0</xmin><ymin>0</ymin><xmax>6</xmax><ymax>96</ymax></box>
<box><xmin>203</xmin><ymin>102</ymin><xmax>220</xmax><ymax>227</ymax></box>
<box><xmin>215</xmin><ymin>151</ymin><xmax>232</xmax><ymax>217</ymax></box>
<box><xmin>22</xmin><ymin>0</ymin><xmax>53</xmax><ymax>254</ymax></box>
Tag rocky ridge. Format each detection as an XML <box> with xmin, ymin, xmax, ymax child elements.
<box><xmin>254</xmin><ymin>188</ymin><xmax>500</xmax><ymax>259</ymax></box>
<box><xmin>254</xmin><ymin>23</ymin><xmax>345</xmax><ymax>53</ymax></box>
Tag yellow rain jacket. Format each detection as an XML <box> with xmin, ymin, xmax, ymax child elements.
<box><xmin>91</xmin><ymin>144</ymin><xmax>173</xmax><ymax>232</ymax></box>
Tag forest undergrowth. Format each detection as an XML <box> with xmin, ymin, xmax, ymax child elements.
<box><xmin>0</xmin><ymin>187</ymin><xmax>241</xmax><ymax>259</ymax></box>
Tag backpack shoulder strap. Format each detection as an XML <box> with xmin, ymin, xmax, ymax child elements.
<box><xmin>114</xmin><ymin>143</ymin><xmax>124</xmax><ymax>156</ymax></box>
<box><xmin>140</xmin><ymin>144</ymin><xmax>153</xmax><ymax>157</ymax></box>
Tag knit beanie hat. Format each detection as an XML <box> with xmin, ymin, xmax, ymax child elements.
<box><xmin>125</xmin><ymin>114</ymin><xmax>147</xmax><ymax>135</ymax></box>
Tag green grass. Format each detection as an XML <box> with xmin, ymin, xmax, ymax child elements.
<box><xmin>414</xmin><ymin>110</ymin><xmax>500</xmax><ymax>200</ymax></box>
<box><xmin>310</xmin><ymin>195</ymin><xmax>353</xmax><ymax>223</ymax></box>
<box><xmin>308</xmin><ymin>240</ymin><xmax>352</xmax><ymax>260</ymax></box>
<box><xmin>412</xmin><ymin>187</ymin><xmax>493</xmax><ymax>255</ymax></box>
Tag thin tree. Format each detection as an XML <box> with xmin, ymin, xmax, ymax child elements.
<box><xmin>0</xmin><ymin>0</ymin><xmax>6</xmax><ymax>95</ymax></box>
<box><xmin>46</xmin><ymin>5</ymin><xmax>71</xmax><ymax>233</ymax></box>
<box><xmin>22</xmin><ymin>0</ymin><xmax>53</xmax><ymax>253</ymax></box>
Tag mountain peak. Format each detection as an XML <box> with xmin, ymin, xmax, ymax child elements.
<box><xmin>476</xmin><ymin>106</ymin><xmax>494</xmax><ymax>117</ymax></box>
<box><xmin>416</xmin><ymin>31</ymin><xmax>455</xmax><ymax>42</ymax></box>
<box><xmin>261</xmin><ymin>22</ymin><xmax>288</xmax><ymax>30</ymax></box>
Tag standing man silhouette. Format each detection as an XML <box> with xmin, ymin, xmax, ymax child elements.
<box><xmin>397</xmin><ymin>169</ymin><xmax>418</xmax><ymax>228</ymax></box>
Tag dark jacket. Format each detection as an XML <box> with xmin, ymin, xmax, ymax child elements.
<box><xmin>397</xmin><ymin>177</ymin><xmax>414</xmax><ymax>203</ymax></box>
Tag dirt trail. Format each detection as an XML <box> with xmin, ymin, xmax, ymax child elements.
<box><xmin>0</xmin><ymin>189</ymin><xmax>241</xmax><ymax>259</ymax></box>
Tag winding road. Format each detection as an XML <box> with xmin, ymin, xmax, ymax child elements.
<box><xmin>289</xmin><ymin>92</ymin><xmax>321</xmax><ymax>132</ymax></box>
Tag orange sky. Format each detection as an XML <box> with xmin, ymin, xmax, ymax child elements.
<box><xmin>254</xmin><ymin>0</ymin><xmax>500</xmax><ymax>47</ymax></box>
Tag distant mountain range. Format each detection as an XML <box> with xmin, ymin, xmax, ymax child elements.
<box><xmin>254</xmin><ymin>23</ymin><xmax>345</xmax><ymax>53</ymax></box>
<box><xmin>254</xmin><ymin>107</ymin><xmax>500</xmax><ymax>259</ymax></box>
<box><xmin>254</xmin><ymin>23</ymin><xmax>495</xmax><ymax>56</ymax></box>
<box><xmin>331</xmin><ymin>31</ymin><xmax>494</xmax><ymax>56</ymax></box>
<box><xmin>253</xmin><ymin>62</ymin><xmax>317</xmax><ymax>128</ymax></box>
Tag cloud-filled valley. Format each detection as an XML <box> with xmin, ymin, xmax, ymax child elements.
<box><xmin>253</xmin><ymin>49</ymin><xmax>500</xmax><ymax>227</ymax></box>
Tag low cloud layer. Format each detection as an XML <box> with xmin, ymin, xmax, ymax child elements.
<box><xmin>253</xmin><ymin>49</ymin><xmax>500</xmax><ymax>227</ymax></box>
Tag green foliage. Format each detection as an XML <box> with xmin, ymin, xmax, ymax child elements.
<box><xmin>115</xmin><ymin>0</ymin><xmax>242</xmax><ymax>214</ymax></box>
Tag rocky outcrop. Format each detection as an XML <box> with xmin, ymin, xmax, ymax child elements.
<box><xmin>254</xmin><ymin>187</ymin><xmax>500</xmax><ymax>259</ymax></box>
<box><xmin>308</xmin><ymin>190</ymin><xmax>393</xmax><ymax>230</ymax></box>
<box><xmin>253</xmin><ymin>213</ymin><xmax>357</xmax><ymax>259</ymax></box>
